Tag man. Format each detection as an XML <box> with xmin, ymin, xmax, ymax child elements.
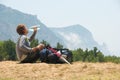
<box><xmin>16</xmin><ymin>24</ymin><xmax>44</xmax><ymax>63</ymax></box>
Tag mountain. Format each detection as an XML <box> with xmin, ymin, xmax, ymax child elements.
<box><xmin>50</xmin><ymin>25</ymin><xmax>110</xmax><ymax>55</ymax></box>
<box><xmin>0</xmin><ymin>4</ymin><xmax>64</xmax><ymax>46</ymax></box>
<box><xmin>0</xmin><ymin>4</ymin><xmax>110</xmax><ymax>55</ymax></box>
<box><xmin>50</xmin><ymin>25</ymin><xmax>98</xmax><ymax>49</ymax></box>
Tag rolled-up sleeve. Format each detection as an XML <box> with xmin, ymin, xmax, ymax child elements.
<box><xmin>19</xmin><ymin>36</ymin><xmax>32</xmax><ymax>53</ymax></box>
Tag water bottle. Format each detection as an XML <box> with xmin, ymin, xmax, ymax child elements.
<box><xmin>29</xmin><ymin>25</ymin><xmax>40</xmax><ymax>31</ymax></box>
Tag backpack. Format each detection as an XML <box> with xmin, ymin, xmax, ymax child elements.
<box><xmin>39</xmin><ymin>47</ymin><xmax>73</xmax><ymax>64</ymax></box>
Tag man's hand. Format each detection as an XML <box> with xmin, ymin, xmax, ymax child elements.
<box><xmin>33</xmin><ymin>26</ymin><xmax>37</xmax><ymax>32</ymax></box>
<box><xmin>37</xmin><ymin>44</ymin><xmax>45</xmax><ymax>50</ymax></box>
<box><xmin>32</xmin><ymin>44</ymin><xmax>45</xmax><ymax>52</ymax></box>
<box><xmin>32</xmin><ymin>47</ymin><xmax>38</xmax><ymax>52</ymax></box>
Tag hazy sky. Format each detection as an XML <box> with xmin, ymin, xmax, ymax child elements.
<box><xmin>0</xmin><ymin>0</ymin><xmax>120</xmax><ymax>56</ymax></box>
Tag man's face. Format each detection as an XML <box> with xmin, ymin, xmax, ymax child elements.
<box><xmin>24</xmin><ymin>27</ymin><xmax>28</xmax><ymax>35</ymax></box>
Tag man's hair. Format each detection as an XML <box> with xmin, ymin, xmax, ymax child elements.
<box><xmin>16</xmin><ymin>24</ymin><xmax>26</xmax><ymax>35</ymax></box>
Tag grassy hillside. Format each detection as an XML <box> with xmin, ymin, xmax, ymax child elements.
<box><xmin>0</xmin><ymin>61</ymin><xmax>120</xmax><ymax>80</ymax></box>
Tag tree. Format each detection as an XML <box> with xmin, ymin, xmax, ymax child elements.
<box><xmin>82</xmin><ymin>48</ymin><xmax>89</xmax><ymax>62</ymax></box>
<box><xmin>40</xmin><ymin>40</ymin><xmax>49</xmax><ymax>47</ymax></box>
<box><xmin>3</xmin><ymin>39</ymin><xmax>16</xmax><ymax>60</ymax></box>
<box><xmin>97</xmin><ymin>51</ymin><xmax>104</xmax><ymax>62</ymax></box>
<box><xmin>93</xmin><ymin>47</ymin><xmax>98</xmax><ymax>57</ymax></box>
<box><xmin>56</xmin><ymin>42</ymin><xmax>63</xmax><ymax>49</ymax></box>
<box><xmin>104</xmin><ymin>56</ymin><xmax>120</xmax><ymax>63</ymax></box>
<box><xmin>0</xmin><ymin>41</ymin><xmax>7</xmax><ymax>61</ymax></box>
<box><xmin>72</xmin><ymin>48</ymin><xmax>84</xmax><ymax>61</ymax></box>
<box><xmin>72</xmin><ymin>47</ymin><xmax>105</xmax><ymax>62</ymax></box>
<box><xmin>30</xmin><ymin>39</ymin><xmax>39</xmax><ymax>47</ymax></box>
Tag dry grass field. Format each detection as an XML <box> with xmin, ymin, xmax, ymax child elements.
<box><xmin>0</xmin><ymin>61</ymin><xmax>120</xmax><ymax>80</ymax></box>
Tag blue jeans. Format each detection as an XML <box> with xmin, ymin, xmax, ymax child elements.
<box><xmin>39</xmin><ymin>48</ymin><xmax>59</xmax><ymax>63</ymax></box>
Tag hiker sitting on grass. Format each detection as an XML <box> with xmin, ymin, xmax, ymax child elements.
<box><xmin>16</xmin><ymin>24</ymin><xmax>44</xmax><ymax>63</ymax></box>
